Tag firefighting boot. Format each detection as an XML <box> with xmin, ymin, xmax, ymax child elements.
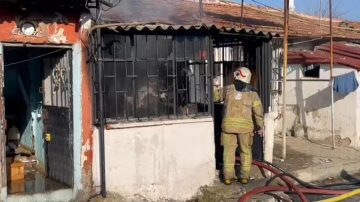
<box><xmin>224</xmin><ymin>176</ymin><xmax>238</xmax><ymax>185</ymax></box>
<box><xmin>239</xmin><ymin>178</ymin><xmax>250</xmax><ymax>184</ymax></box>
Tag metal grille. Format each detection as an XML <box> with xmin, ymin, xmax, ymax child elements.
<box><xmin>44</xmin><ymin>106</ymin><xmax>73</xmax><ymax>186</ymax></box>
<box><xmin>93</xmin><ymin>33</ymin><xmax>212</xmax><ymax>123</ymax></box>
<box><xmin>42</xmin><ymin>49</ymin><xmax>73</xmax><ymax>187</ymax></box>
<box><xmin>43</xmin><ymin>51</ymin><xmax>71</xmax><ymax>107</ymax></box>
<box><xmin>213</xmin><ymin>41</ymin><xmax>247</xmax><ymax>88</ymax></box>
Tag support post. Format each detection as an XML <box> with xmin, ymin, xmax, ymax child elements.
<box><xmin>329</xmin><ymin>0</ymin><xmax>335</xmax><ymax>149</ymax></box>
<box><xmin>282</xmin><ymin>0</ymin><xmax>289</xmax><ymax>159</ymax></box>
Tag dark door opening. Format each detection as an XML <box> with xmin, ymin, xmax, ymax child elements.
<box><xmin>212</xmin><ymin>37</ymin><xmax>271</xmax><ymax>170</ymax></box>
<box><xmin>3</xmin><ymin>47</ymin><xmax>73</xmax><ymax>195</ymax></box>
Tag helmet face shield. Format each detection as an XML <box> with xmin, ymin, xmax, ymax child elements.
<box><xmin>234</xmin><ymin>67</ymin><xmax>251</xmax><ymax>84</ymax></box>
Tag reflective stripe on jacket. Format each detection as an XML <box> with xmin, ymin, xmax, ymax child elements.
<box><xmin>221</xmin><ymin>84</ymin><xmax>264</xmax><ymax>134</ymax></box>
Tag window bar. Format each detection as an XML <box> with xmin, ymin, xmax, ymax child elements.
<box><xmin>124</xmin><ymin>36</ymin><xmax>129</xmax><ymax>120</ymax></box>
<box><xmin>240</xmin><ymin>44</ymin><xmax>243</xmax><ymax>66</ymax></box>
<box><xmin>155</xmin><ymin>35</ymin><xmax>160</xmax><ymax>118</ymax></box>
<box><xmin>222</xmin><ymin>43</ymin><xmax>225</xmax><ymax>85</ymax></box>
<box><xmin>146</xmin><ymin>35</ymin><xmax>150</xmax><ymax>120</ymax></box>
<box><xmin>55</xmin><ymin>57</ymin><xmax>60</xmax><ymax>107</ymax></box>
<box><xmin>187</xmin><ymin>37</ymin><xmax>191</xmax><ymax>116</ymax></box>
<box><xmin>173</xmin><ymin>36</ymin><xmax>177</xmax><ymax>118</ymax></box>
<box><xmin>165</xmin><ymin>36</ymin><xmax>171</xmax><ymax>119</ymax></box>
<box><xmin>208</xmin><ymin>36</ymin><xmax>214</xmax><ymax>115</ymax></box>
<box><xmin>113</xmin><ymin>35</ymin><xmax>118</xmax><ymax>118</ymax></box>
<box><xmin>201</xmin><ymin>36</ymin><xmax>206</xmax><ymax>114</ymax></box>
<box><xmin>60</xmin><ymin>56</ymin><xmax>64</xmax><ymax>107</ymax></box>
<box><xmin>191</xmin><ymin>39</ymin><xmax>197</xmax><ymax>116</ymax></box>
<box><xmin>256</xmin><ymin>45</ymin><xmax>262</xmax><ymax>98</ymax></box>
<box><xmin>133</xmin><ymin>36</ymin><xmax>138</xmax><ymax>120</ymax></box>
<box><xmin>50</xmin><ymin>57</ymin><xmax>54</xmax><ymax>106</ymax></box>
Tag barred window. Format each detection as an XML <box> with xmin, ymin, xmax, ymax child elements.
<box><xmin>93</xmin><ymin>33</ymin><xmax>212</xmax><ymax>123</ymax></box>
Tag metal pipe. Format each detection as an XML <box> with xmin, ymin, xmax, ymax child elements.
<box><xmin>282</xmin><ymin>0</ymin><xmax>289</xmax><ymax>159</ymax></box>
<box><xmin>199</xmin><ymin>0</ymin><xmax>204</xmax><ymax>21</ymax></box>
<box><xmin>329</xmin><ymin>0</ymin><xmax>335</xmax><ymax>149</ymax></box>
<box><xmin>97</xmin><ymin>28</ymin><xmax>107</xmax><ymax>197</ymax></box>
<box><xmin>240</xmin><ymin>0</ymin><xmax>244</xmax><ymax>28</ymax></box>
<box><xmin>319</xmin><ymin>0</ymin><xmax>322</xmax><ymax>36</ymax></box>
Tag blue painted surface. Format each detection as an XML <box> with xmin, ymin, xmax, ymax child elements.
<box><xmin>4</xmin><ymin>60</ymin><xmax>33</xmax><ymax>149</ymax></box>
<box><xmin>28</xmin><ymin>55</ymin><xmax>45</xmax><ymax>166</ymax></box>
<box><xmin>72</xmin><ymin>43</ymin><xmax>83</xmax><ymax>191</ymax></box>
<box><xmin>4</xmin><ymin>50</ymin><xmax>45</xmax><ymax>164</ymax></box>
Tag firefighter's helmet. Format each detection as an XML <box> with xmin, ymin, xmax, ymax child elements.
<box><xmin>234</xmin><ymin>67</ymin><xmax>251</xmax><ymax>84</ymax></box>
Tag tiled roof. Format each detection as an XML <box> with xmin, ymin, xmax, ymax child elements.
<box><xmin>97</xmin><ymin>0</ymin><xmax>360</xmax><ymax>39</ymax></box>
<box><xmin>204</xmin><ymin>2</ymin><xmax>360</xmax><ymax>39</ymax></box>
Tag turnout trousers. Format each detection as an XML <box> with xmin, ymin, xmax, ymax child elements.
<box><xmin>222</xmin><ymin>132</ymin><xmax>253</xmax><ymax>180</ymax></box>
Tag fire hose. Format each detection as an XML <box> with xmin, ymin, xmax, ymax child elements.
<box><xmin>236</xmin><ymin>158</ymin><xmax>360</xmax><ymax>202</ymax></box>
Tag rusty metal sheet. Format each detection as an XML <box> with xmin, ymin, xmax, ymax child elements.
<box><xmin>288</xmin><ymin>42</ymin><xmax>360</xmax><ymax>70</ymax></box>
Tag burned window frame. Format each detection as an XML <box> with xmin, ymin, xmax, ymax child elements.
<box><xmin>91</xmin><ymin>30</ymin><xmax>213</xmax><ymax>123</ymax></box>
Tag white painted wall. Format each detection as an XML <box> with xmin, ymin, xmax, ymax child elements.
<box><xmin>277</xmin><ymin>64</ymin><xmax>359</xmax><ymax>147</ymax></box>
<box><xmin>93</xmin><ymin>118</ymin><xmax>216</xmax><ymax>201</ymax></box>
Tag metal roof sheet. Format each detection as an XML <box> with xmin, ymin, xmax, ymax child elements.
<box><xmin>95</xmin><ymin>0</ymin><xmax>360</xmax><ymax>39</ymax></box>
<box><xmin>288</xmin><ymin>42</ymin><xmax>360</xmax><ymax>70</ymax></box>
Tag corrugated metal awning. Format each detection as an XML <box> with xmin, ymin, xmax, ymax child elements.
<box><xmin>93</xmin><ymin>0</ymin><xmax>280</xmax><ymax>37</ymax></box>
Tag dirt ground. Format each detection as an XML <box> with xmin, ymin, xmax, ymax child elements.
<box><xmin>89</xmin><ymin>136</ymin><xmax>360</xmax><ymax>202</ymax></box>
<box><xmin>273</xmin><ymin>135</ymin><xmax>360</xmax><ymax>173</ymax></box>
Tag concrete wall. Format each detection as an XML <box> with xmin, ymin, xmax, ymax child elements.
<box><xmin>277</xmin><ymin>64</ymin><xmax>360</xmax><ymax>147</ymax></box>
<box><xmin>93</xmin><ymin>118</ymin><xmax>216</xmax><ymax>201</ymax></box>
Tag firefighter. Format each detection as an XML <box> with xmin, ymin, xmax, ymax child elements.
<box><xmin>221</xmin><ymin>67</ymin><xmax>264</xmax><ymax>185</ymax></box>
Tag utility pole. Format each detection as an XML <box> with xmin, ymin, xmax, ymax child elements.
<box><xmin>329</xmin><ymin>0</ymin><xmax>335</xmax><ymax>149</ymax></box>
<box><xmin>282</xmin><ymin>0</ymin><xmax>289</xmax><ymax>159</ymax></box>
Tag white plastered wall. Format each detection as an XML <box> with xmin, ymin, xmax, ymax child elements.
<box><xmin>92</xmin><ymin>118</ymin><xmax>216</xmax><ymax>201</ymax></box>
<box><xmin>277</xmin><ymin>64</ymin><xmax>360</xmax><ymax>148</ymax></box>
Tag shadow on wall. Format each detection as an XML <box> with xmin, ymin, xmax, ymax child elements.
<box><xmin>304</xmin><ymin>86</ymin><xmax>347</xmax><ymax>112</ymax></box>
<box><xmin>295</xmin><ymin>69</ymin><xmax>307</xmax><ymax>138</ymax></box>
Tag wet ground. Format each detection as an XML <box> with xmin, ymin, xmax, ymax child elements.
<box><xmin>7</xmin><ymin>155</ymin><xmax>68</xmax><ymax>195</ymax></box>
<box><xmin>8</xmin><ymin>170</ymin><xmax>68</xmax><ymax>195</ymax></box>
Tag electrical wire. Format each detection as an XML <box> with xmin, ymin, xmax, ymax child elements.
<box><xmin>245</xmin><ymin>0</ymin><xmax>360</xmax><ymax>33</ymax></box>
<box><xmin>4</xmin><ymin>49</ymin><xmax>64</xmax><ymax>67</ymax></box>
<box><xmin>248</xmin><ymin>0</ymin><xmax>282</xmax><ymax>12</ymax></box>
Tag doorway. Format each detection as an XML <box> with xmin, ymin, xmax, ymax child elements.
<box><xmin>212</xmin><ymin>36</ymin><xmax>272</xmax><ymax>170</ymax></box>
<box><xmin>2</xmin><ymin>46</ymin><xmax>73</xmax><ymax>195</ymax></box>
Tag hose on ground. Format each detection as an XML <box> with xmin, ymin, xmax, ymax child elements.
<box><xmin>239</xmin><ymin>185</ymin><xmax>350</xmax><ymax>202</ymax></box>
<box><xmin>258</xmin><ymin>159</ymin><xmax>360</xmax><ymax>189</ymax></box>
<box><xmin>238</xmin><ymin>160</ymin><xmax>360</xmax><ymax>202</ymax></box>
<box><xmin>265</xmin><ymin>172</ymin><xmax>360</xmax><ymax>190</ymax></box>
<box><xmin>317</xmin><ymin>188</ymin><xmax>360</xmax><ymax>202</ymax></box>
